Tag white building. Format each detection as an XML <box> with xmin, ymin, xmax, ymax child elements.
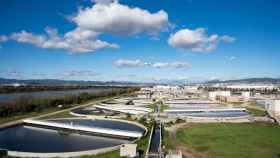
<box><xmin>241</xmin><ymin>91</ymin><xmax>252</xmax><ymax>98</ymax></box>
<box><xmin>184</xmin><ymin>86</ymin><xmax>200</xmax><ymax>93</ymax></box>
<box><xmin>137</xmin><ymin>90</ymin><xmax>152</xmax><ymax>99</ymax></box>
<box><xmin>225</xmin><ymin>84</ymin><xmax>277</xmax><ymax>90</ymax></box>
<box><xmin>208</xmin><ymin>91</ymin><xmax>231</xmax><ymax>101</ymax></box>
<box><xmin>165</xmin><ymin>150</ymin><xmax>183</xmax><ymax>158</ymax></box>
<box><xmin>120</xmin><ymin>144</ymin><xmax>137</xmax><ymax>157</ymax></box>
<box><xmin>265</xmin><ymin>100</ymin><xmax>280</xmax><ymax>115</ymax></box>
<box><xmin>139</xmin><ymin>85</ymin><xmax>185</xmax><ymax>99</ymax></box>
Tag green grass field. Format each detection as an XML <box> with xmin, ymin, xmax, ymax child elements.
<box><xmin>176</xmin><ymin>123</ymin><xmax>280</xmax><ymax>158</ymax></box>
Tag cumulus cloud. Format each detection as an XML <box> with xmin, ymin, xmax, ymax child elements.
<box><xmin>168</xmin><ymin>28</ymin><xmax>235</xmax><ymax>53</ymax></box>
<box><xmin>4</xmin><ymin>0</ymin><xmax>169</xmax><ymax>53</ymax></box>
<box><xmin>73</xmin><ymin>1</ymin><xmax>169</xmax><ymax>36</ymax></box>
<box><xmin>115</xmin><ymin>59</ymin><xmax>191</xmax><ymax>69</ymax></box>
<box><xmin>10</xmin><ymin>27</ymin><xmax>119</xmax><ymax>53</ymax></box>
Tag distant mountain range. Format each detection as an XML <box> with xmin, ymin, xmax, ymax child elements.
<box><xmin>205</xmin><ymin>78</ymin><xmax>280</xmax><ymax>84</ymax></box>
<box><xmin>0</xmin><ymin>77</ymin><xmax>280</xmax><ymax>86</ymax></box>
<box><xmin>0</xmin><ymin>78</ymin><xmax>147</xmax><ymax>86</ymax></box>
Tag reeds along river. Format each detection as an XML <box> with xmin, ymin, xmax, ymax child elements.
<box><xmin>0</xmin><ymin>88</ymin><xmax>115</xmax><ymax>103</ymax></box>
<box><xmin>0</xmin><ymin>87</ymin><xmax>139</xmax><ymax>118</ymax></box>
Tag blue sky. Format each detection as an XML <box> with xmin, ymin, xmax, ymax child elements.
<box><xmin>0</xmin><ymin>0</ymin><xmax>279</xmax><ymax>82</ymax></box>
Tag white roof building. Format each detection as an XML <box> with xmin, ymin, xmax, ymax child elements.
<box><xmin>120</xmin><ymin>144</ymin><xmax>137</xmax><ymax>157</ymax></box>
<box><xmin>208</xmin><ymin>91</ymin><xmax>231</xmax><ymax>100</ymax></box>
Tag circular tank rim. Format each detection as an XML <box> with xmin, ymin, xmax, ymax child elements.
<box><xmin>3</xmin><ymin>118</ymin><xmax>147</xmax><ymax>158</ymax></box>
<box><xmin>44</xmin><ymin>117</ymin><xmax>148</xmax><ymax>135</ymax></box>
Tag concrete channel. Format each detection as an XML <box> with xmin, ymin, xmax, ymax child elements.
<box><xmin>146</xmin><ymin>103</ymin><xmax>163</xmax><ymax>158</ymax></box>
<box><xmin>146</xmin><ymin>121</ymin><xmax>162</xmax><ymax>158</ymax></box>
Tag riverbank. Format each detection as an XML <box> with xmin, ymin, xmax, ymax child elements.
<box><xmin>0</xmin><ymin>87</ymin><xmax>139</xmax><ymax>125</ymax></box>
<box><xmin>0</xmin><ymin>85</ymin><xmax>119</xmax><ymax>94</ymax></box>
<box><xmin>0</xmin><ymin>97</ymin><xmax>107</xmax><ymax>128</ymax></box>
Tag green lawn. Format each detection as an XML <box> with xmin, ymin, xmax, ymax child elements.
<box><xmin>146</xmin><ymin>103</ymin><xmax>157</xmax><ymax>112</ymax></box>
<box><xmin>247</xmin><ymin>107</ymin><xmax>267</xmax><ymax>116</ymax></box>
<box><xmin>176</xmin><ymin>123</ymin><xmax>280</xmax><ymax>158</ymax></box>
<box><xmin>162</xmin><ymin>129</ymin><xmax>175</xmax><ymax>150</ymax></box>
<box><xmin>160</xmin><ymin>104</ymin><xmax>169</xmax><ymax>112</ymax></box>
<box><xmin>246</xmin><ymin>101</ymin><xmax>267</xmax><ymax>116</ymax></box>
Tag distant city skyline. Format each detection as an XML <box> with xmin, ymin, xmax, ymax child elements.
<box><xmin>0</xmin><ymin>0</ymin><xmax>279</xmax><ymax>82</ymax></box>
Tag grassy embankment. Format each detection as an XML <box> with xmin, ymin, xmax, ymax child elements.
<box><xmin>162</xmin><ymin>129</ymin><xmax>175</xmax><ymax>150</ymax></box>
<box><xmin>246</xmin><ymin>101</ymin><xmax>267</xmax><ymax>116</ymax></box>
<box><xmin>160</xmin><ymin>104</ymin><xmax>169</xmax><ymax>112</ymax></box>
<box><xmin>146</xmin><ymin>102</ymin><xmax>169</xmax><ymax>112</ymax></box>
<box><xmin>0</xmin><ymin>87</ymin><xmax>139</xmax><ymax>124</ymax></box>
<box><xmin>147</xmin><ymin>102</ymin><xmax>157</xmax><ymax>112</ymax></box>
<box><xmin>175</xmin><ymin>123</ymin><xmax>280</xmax><ymax>158</ymax></box>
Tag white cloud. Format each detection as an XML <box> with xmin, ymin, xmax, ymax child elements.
<box><xmin>11</xmin><ymin>31</ymin><xmax>46</xmax><ymax>47</ymax></box>
<box><xmin>152</xmin><ymin>61</ymin><xmax>191</xmax><ymax>69</ymax></box>
<box><xmin>91</xmin><ymin>0</ymin><xmax>115</xmax><ymax>4</ymax></box>
<box><xmin>221</xmin><ymin>35</ymin><xmax>236</xmax><ymax>43</ymax></box>
<box><xmin>115</xmin><ymin>59</ymin><xmax>148</xmax><ymax>67</ymax></box>
<box><xmin>0</xmin><ymin>35</ymin><xmax>8</xmax><ymax>48</ymax></box>
<box><xmin>73</xmin><ymin>1</ymin><xmax>169</xmax><ymax>36</ymax></box>
<box><xmin>10</xmin><ymin>27</ymin><xmax>119</xmax><ymax>53</ymax></box>
<box><xmin>168</xmin><ymin>28</ymin><xmax>235</xmax><ymax>53</ymax></box>
<box><xmin>0</xmin><ymin>35</ymin><xmax>8</xmax><ymax>42</ymax></box>
<box><xmin>64</xmin><ymin>28</ymin><xmax>99</xmax><ymax>41</ymax></box>
<box><xmin>229</xmin><ymin>56</ymin><xmax>237</xmax><ymax>61</ymax></box>
<box><xmin>115</xmin><ymin>59</ymin><xmax>191</xmax><ymax>69</ymax></box>
<box><xmin>4</xmin><ymin>0</ymin><xmax>169</xmax><ymax>53</ymax></box>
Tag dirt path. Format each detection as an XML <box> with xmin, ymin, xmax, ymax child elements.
<box><xmin>166</xmin><ymin>123</ymin><xmax>207</xmax><ymax>158</ymax></box>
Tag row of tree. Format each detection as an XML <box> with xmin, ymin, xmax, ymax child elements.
<box><xmin>0</xmin><ymin>87</ymin><xmax>140</xmax><ymax>118</ymax></box>
<box><xmin>0</xmin><ymin>85</ymin><xmax>118</xmax><ymax>94</ymax></box>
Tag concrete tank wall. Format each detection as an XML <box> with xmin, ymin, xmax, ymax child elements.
<box><xmin>8</xmin><ymin>146</ymin><xmax>119</xmax><ymax>158</ymax></box>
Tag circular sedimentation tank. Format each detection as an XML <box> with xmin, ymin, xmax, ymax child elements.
<box><xmin>0</xmin><ymin>118</ymin><xmax>146</xmax><ymax>157</ymax></box>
